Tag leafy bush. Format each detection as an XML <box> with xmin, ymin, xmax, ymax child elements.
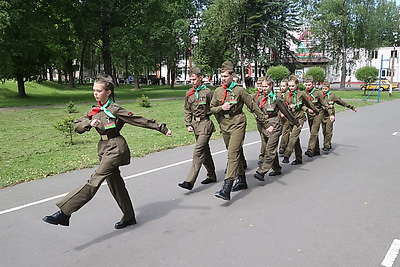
<box><xmin>355</xmin><ymin>66</ymin><xmax>378</xmax><ymax>85</ymax></box>
<box><xmin>266</xmin><ymin>65</ymin><xmax>290</xmax><ymax>83</ymax></box>
<box><xmin>138</xmin><ymin>94</ymin><xmax>151</xmax><ymax>107</ymax></box>
<box><xmin>53</xmin><ymin>116</ymin><xmax>75</xmax><ymax>145</ymax></box>
<box><xmin>305</xmin><ymin>67</ymin><xmax>326</xmax><ymax>83</ymax></box>
<box><xmin>65</xmin><ymin>101</ymin><xmax>79</xmax><ymax>113</ymax></box>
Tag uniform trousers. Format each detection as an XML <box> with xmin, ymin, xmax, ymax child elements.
<box><xmin>222</xmin><ymin>129</ymin><xmax>246</xmax><ymax>180</ymax></box>
<box><xmin>279</xmin><ymin>117</ymin><xmax>290</xmax><ymax>152</ymax></box>
<box><xmin>283</xmin><ymin>118</ymin><xmax>306</xmax><ymax>162</ymax></box>
<box><xmin>185</xmin><ymin>133</ymin><xmax>216</xmax><ymax>184</ymax></box>
<box><xmin>256</xmin><ymin>122</ymin><xmax>267</xmax><ymax>161</ymax></box>
<box><xmin>307</xmin><ymin>112</ymin><xmax>324</xmax><ymax>153</ymax></box>
<box><xmin>257</xmin><ymin>128</ymin><xmax>282</xmax><ymax>174</ymax></box>
<box><xmin>56</xmin><ymin>159</ymin><xmax>135</xmax><ymax>222</ymax></box>
<box><xmin>321</xmin><ymin>116</ymin><xmax>334</xmax><ymax>149</ymax></box>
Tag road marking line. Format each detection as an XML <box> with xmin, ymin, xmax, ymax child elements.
<box><xmin>0</xmin><ymin>128</ymin><xmax>309</xmax><ymax>216</ymax></box>
<box><xmin>382</xmin><ymin>239</ymin><xmax>400</xmax><ymax>267</ymax></box>
<box><xmin>392</xmin><ymin>132</ymin><xmax>400</xmax><ymax>136</ymax></box>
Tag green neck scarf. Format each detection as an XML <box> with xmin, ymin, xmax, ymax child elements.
<box><xmin>194</xmin><ymin>84</ymin><xmax>206</xmax><ymax>99</ymax></box>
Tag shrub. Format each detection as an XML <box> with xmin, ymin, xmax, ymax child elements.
<box><xmin>65</xmin><ymin>101</ymin><xmax>79</xmax><ymax>113</ymax></box>
<box><xmin>53</xmin><ymin>116</ymin><xmax>75</xmax><ymax>145</ymax></box>
<box><xmin>266</xmin><ymin>65</ymin><xmax>290</xmax><ymax>84</ymax></box>
<box><xmin>305</xmin><ymin>67</ymin><xmax>326</xmax><ymax>83</ymax></box>
<box><xmin>355</xmin><ymin>66</ymin><xmax>378</xmax><ymax>85</ymax></box>
<box><xmin>138</xmin><ymin>94</ymin><xmax>151</xmax><ymax>108</ymax></box>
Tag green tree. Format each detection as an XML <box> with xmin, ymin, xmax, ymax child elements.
<box><xmin>310</xmin><ymin>0</ymin><xmax>395</xmax><ymax>89</ymax></box>
<box><xmin>195</xmin><ymin>0</ymin><xmax>300</xmax><ymax>82</ymax></box>
<box><xmin>305</xmin><ymin>67</ymin><xmax>325</xmax><ymax>83</ymax></box>
<box><xmin>355</xmin><ymin>66</ymin><xmax>378</xmax><ymax>95</ymax></box>
<box><xmin>0</xmin><ymin>1</ymin><xmax>52</xmax><ymax>96</ymax></box>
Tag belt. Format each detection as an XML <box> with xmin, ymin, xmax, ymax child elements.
<box><xmin>194</xmin><ymin>115</ymin><xmax>210</xmax><ymax>122</ymax></box>
<box><xmin>100</xmin><ymin>133</ymin><xmax>120</xmax><ymax>141</ymax></box>
<box><xmin>224</xmin><ymin>110</ymin><xmax>243</xmax><ymax>118</ymax></box>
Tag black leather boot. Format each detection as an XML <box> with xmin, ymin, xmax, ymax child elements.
<box><xmin>42</xmin><ymin>210</ymin><xmax>71</xmax><ymax>226</ymax></box>
<box><xmin>231</xmin><ymin>174</ymin><xmax>248</xmax><ymax>192</ymax></box>
<box><xmin>215</xmin><ymin>179</ymin><xmax>233</xmax><ymax>200</ymax></box>
<box><xmin>254</xmin><ymin>171</ymin><xmax>265</xmax><ymax>181</ymax></box>
<box><xmin>114</xmin><ymin>218</ymin><xmax>137</xmax><ymax>229</ymax></box>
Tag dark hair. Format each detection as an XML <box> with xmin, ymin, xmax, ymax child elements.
<box><xmin>95</xmin><ymin>75</ymin><xmax>115</xmax><ymax>101</ymax></box>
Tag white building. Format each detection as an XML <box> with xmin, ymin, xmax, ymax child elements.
<box><xmin>325</xmin><ymin>47</ymin><xmax>399</xmax><ymax>84</ymax></box>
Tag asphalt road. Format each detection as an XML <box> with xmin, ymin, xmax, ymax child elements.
<box><xmin>1</xmin><ymin>99</ymin><xmax>400</xmax><ymax>267</ymax></box>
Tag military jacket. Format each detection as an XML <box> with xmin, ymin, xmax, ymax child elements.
<box><xmin>256</xmin><ymin>95</ymin><xmax>298</xmax><ymax>131</ymax></box>
<box><xmin>210</xmin><ymin>84</ymin><xmax>266</xmax><ymax>132</ymax></box>
<box><xmin>304</xmin><ymin>88</ymin><xmax>332</xmax><ymax>117</ymax></box>
<box><xmin>323</xmin><ymin>91</ymin><xmax>355</xmax><ymax>116</ymax></box>
<box><xmin>184</xmin><ymin>87</ymin><xmax>215</xmax><ymax>135</ymax></box>
<box><xmin>277</xmin><ymin>90</ymin><xmax>288</xmax><ymax>100</ymax></box>
<box><xmin>283</xmin><ymin>90</ymin><xmax>319</xmax><ymax>120</ymax></box>
<box><xmin>74</xmin><ymin>102</ymin><xmax>168</xmax><ymax>166</ymax></box>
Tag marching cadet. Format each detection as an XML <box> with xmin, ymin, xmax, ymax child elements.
<box><xmin>303</xmin><ymin>76</ymin><xmax>334</xmax><ymax>158</ymax></box>
<box><xmin>178</xmin><ymin>67</ymin><xmax>217</xmax><ymax>190</ymax></box>
<box><xmin>43</xmin><ymin>75</ymin><xmax>172</xmax><ymax>229</ymax></box>
<box><xmin>282</xmin><ymin>75</ymin><xmax>319</xmax><ymax>165</ymax></box>
<box><xmin>320</xmin><ymin>81</ymin><xmax>357</xmax><ymax>152</ymax></box>
<box><xmin>254</xmin><ymin>77</ymin><xmax>267</xmax><ymax>166</ymax></box>
<box><xmin>277</xmin><ymin>78</ymin><xmax>291</xmax><ymax>155</ymax></box>
<box><xmin>254</xmin><ymin>78</ymin><xmax>298</xmax><ymax>181</ymax></box>
<box><xmin>210</xmin><ymin>61</ymin><xmax>267</xmax><ymax>200</ymax></box>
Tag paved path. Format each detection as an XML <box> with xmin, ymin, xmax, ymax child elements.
<box><xmin>1</xmin><ymin>99</ymin><xmax>400</xmax><ymax>267</ymax></box>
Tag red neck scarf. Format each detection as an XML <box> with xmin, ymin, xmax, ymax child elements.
<box><xmin>221</xmin><ymin>81</ymin><xmax>237</xmax><ymax>102</ymax></box>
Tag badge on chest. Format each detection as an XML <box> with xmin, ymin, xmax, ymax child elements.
<box><xmin>104</xmin><ymin>118</ymin><xmax>116</xmax><ymax>129</ymax></box>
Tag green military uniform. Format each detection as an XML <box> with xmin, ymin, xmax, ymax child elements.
<box><xmin>321</xmin><ymin>90</ymin><xmax>355</xmax><ymax>150</ymax></box>
<box><xmin>56</xmin><ymin>101</ymin><xmax>169</xmax><ymax>222</ymax></box>
<box><xmin>183</xmin><ymin>83</ymin><xmax>216</xmax><ymax>186</ymax></box>
<box><xmin>305</xmin><ymin>87</ymin><xmax>332</xmax><ymax>156</ymax></box>
<box><xmin>283</xmin><ymin>89</ymin><xmax>318</xmax><ymax>164</ymax></box>
<box><xmin>277</xmin><ymin>89</ymin><xmax>291</xmax><ymax>154</ymax></box>
<box><xmin>256</xmin><ymin>92</ymin><xmax>298</xmax><ymax>175</ymax></box>
<box><xmin>211</xmin><ymin>84</ymin><xmax>265</xmax><ymax>181</ymax></box>
<box><xmin>253</xmin><ymin>90</ymin><xmax>266</xmax><ymax>163</ymax></box>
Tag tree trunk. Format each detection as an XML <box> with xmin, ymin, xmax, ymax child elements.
<box><xmin>170</xmin><ymin>57</ymin><xmax>176</xmax><ymax>89</ymax></box>
<box><xmin>240</xmin><ymin>50</ymin><xmax>246</xmax><ymax>89</ymax></box>
<box><xmin>42</xmin><ymin>66</ymin><xmax>47</xmax><ymax>80</ymax></box>
<box><xmin>340</xmin><ymin>49</ymin><xmax>347</xmax><ymax>90</ymax></box>
<box><xmin>57</xmin><ymin>69</ymin><xmax>63</xmax><ymax>84</ymax></box>
<box><xmin>100</xmin><ymin>4</ymin><xmax>113</xmax><ymax>79</ymax></box>
<box><xmin>124</xmin><ymin>55</ymin><xmax>129</xmax><ymax>80</ymax></box>
<box><xmin>255</xmin><ymin>60</ymin><xmax>258</xmax><ymax>81</ymax></box>
<box><xmin>16</xmin><ymin>72</ymin><xmax>26</xmax><ymax>97</ymax></box>
<box><xmin>48</xmin><ymin>66</ymin><xmax>54</xmax><ymax>81</ymax></box>
<box><xmin>134</xmin><ymin>77</ymin><xmax>140</xmax><ymax>90</ymax></box>
<box><xmin>66</xmin><ymin>59</ymin><xmax>75</xmax><ymax>88</ymax></box>
<box><xmin>167</xmin><ymin>60</ymin><xmax>171</xmax><ymax>86</ymax></box>
<box><xmin>78</xmin><ymin>43</ymin><xmax>86</xmax><ymax>85</ymax></box>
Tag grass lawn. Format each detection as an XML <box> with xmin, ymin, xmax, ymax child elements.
<box><xmin>1</xmin><ymin>80</ymin><xmax>399</xmax><ymax>188</ymax></box>
<box><xmin>0</xmin><ymin>80</ymin><xmax>196</xmax><ymax>108</ymax></box>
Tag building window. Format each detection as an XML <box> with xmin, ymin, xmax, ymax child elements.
<box><xmin>369</xmin><ymin>50</ymin><xmax>378</xmax><ymax>59</ymax></box>
<box><xmin>391</xmin><ymin>50</ymin><xmax>398</xmax><ymax>58</ymax></box>
<box><xmin>382</xmin><ymin>69</ymin><xmax>391</xmax><ymax>77</ymax></box>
